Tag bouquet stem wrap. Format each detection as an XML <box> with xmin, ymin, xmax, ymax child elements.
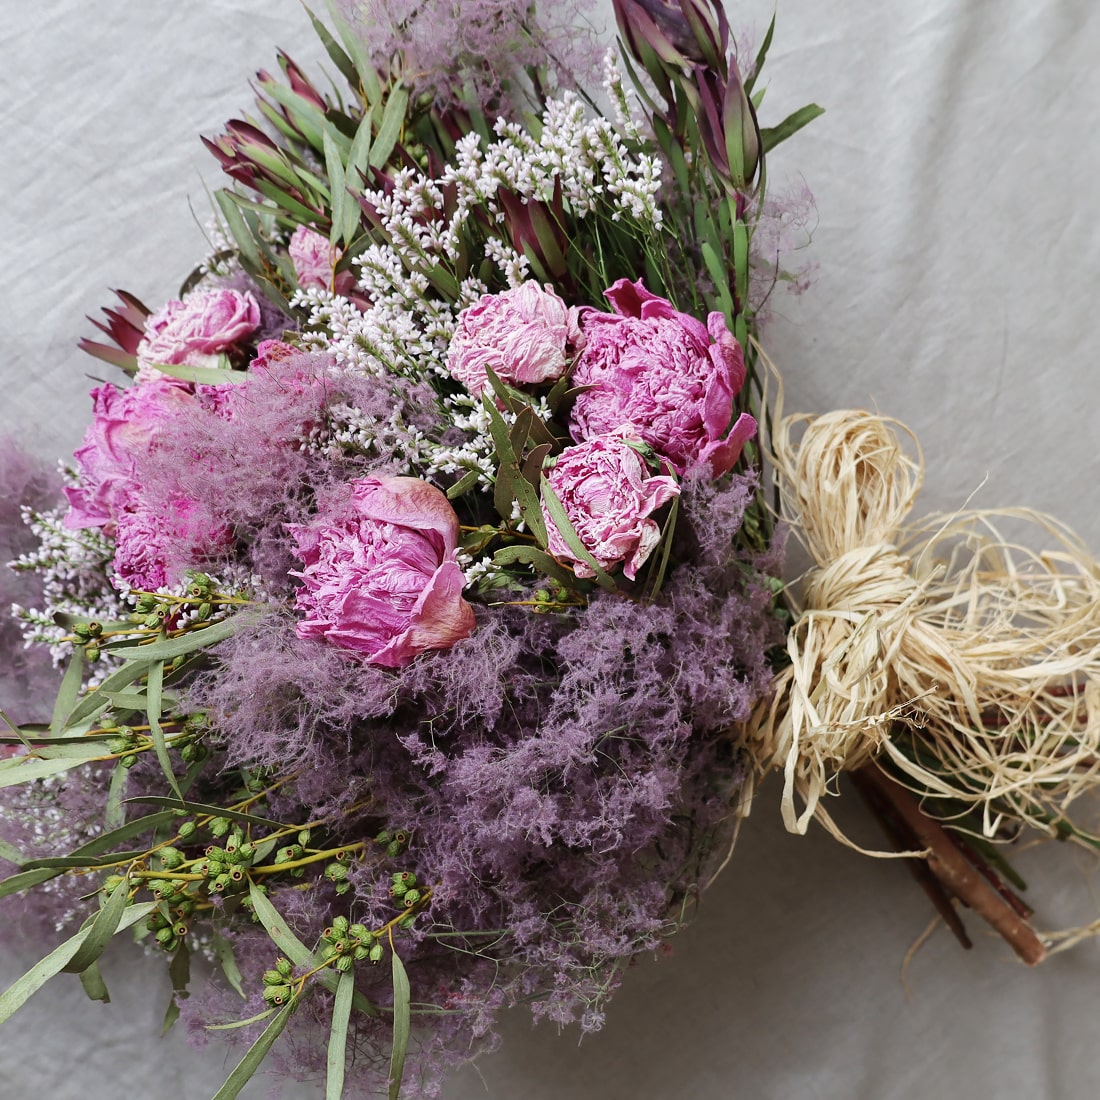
<box><xmin>749</xmin><ymin>407</ymin><xmax>1100</xmax><ymax>854</ymax></box>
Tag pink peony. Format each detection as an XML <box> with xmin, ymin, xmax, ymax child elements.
<box><xmin>569</xmin><ymin>278</ymin><xmax>757</xmax><ymax>478</ymax></box>
<box><xmin>288</xmin><ymin>225</ymin><xmax>339</xmax><ymax>291</ymax></box>
<box><xmin>290</xmin><ymin>475</ymin><xmax>476</xmax><ymax>667</ymax></box>
<box><xmin>446</xmin><ymin>282</ymin><xmax>583</xmax><ymax>397</ymax></box>
<box><xmin>64</xmin><ymin>381</ymin><xmax>199</xmax><ymax>529</ymax></box>
<box><xmin>542</xmin><ymin>429</ymin><xmax>680</xmax><ymax>581</ymax></box>
<box><xmin>136</xmin><ymin>289</ymin><xmax>260</xmax><ymax>376</ymax></box>
<box><xmin>112</xmin><ymin>498</ymin><xmax>231</xmax><ymax>593</ymax></box>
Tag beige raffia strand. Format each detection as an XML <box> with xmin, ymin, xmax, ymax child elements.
<box><xmin>746</xmin><ymin>400</ymin><xmax>1100</xmax><ymax>846</ymax></box>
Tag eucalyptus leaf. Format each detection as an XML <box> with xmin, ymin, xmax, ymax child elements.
<box><xmin>0</xmin><ymin>902</ymin><xmax>155</xmax><ymax>1026</ymax></box>
<box><xmin>539</xmin><ymin>478</ymin><xmax>618</xmax><ymax>591</ymax></box>
<box><xmin>65</xmin><ymin>658</ymin><xmax>152</xmax><ymax>727</ymax></box>
<box><xmin>388</xmin><ymin>947</ymin><xmax>411</xmax><ymax>1100</ymax></box>
<box><xmin>162</xmin><ymin>997</ymin><xmax>181</xmax><ymax>1036</ymax></box>
<box><xmin>323</xmin><ymin>0</ymin><xmax>383</xmax><ymax>102</ymax></box>
<box><xmin>105</xmin><ymin>762</ymin><xmax>129</xmax><ymax>831</ymax></box>
<box><xmin>0</xmin><ymin>747</ymin><xmax>105</xmax><ymax>789</ymax></box>
<box><xmin>0</xmin><ymin>867</ymin><xmax>62</xmax><ymax>900</ymax></box>
<box><xmin>324</xmin><ymin>127</ymin><xmax>348</xmax><ymax>249</ymax></box>
<box><xmin>445</xmin><ymin>468</ymin><xmax>481</xmax><ymax>500</ymax></box>
<box><xmin>247</xmin><ymin>880</ymin><xmax>316</xmax><ymax>969</ymax></box>
<box><xmin>49</xmin><ymin>648</ymin><xmax>85</xmax><ymax>734</ymax></box>
<box><xmin>78</xmin><ymin>960</ymin><xmax>110</xmax><ymax>1004</ymax></box>
<box><xmin>146</xmin><ymin>363</ymin><xmax>250</xmax><ymax>386</ymax></box>
<box><xmin>326</xmin><ymin>967</ymin><xmax>354</xmax><ymax>1100</ymax></box>
<box><xmin>0</xmin><ymin>837</ymin><xmax>23</xmax><ymax>865</ymax></box>
<box><xmin>205</xmin><ymin>1006</ymin><xmax>278</xmax><ymax>1031</ymax></box>
<box><xmin>491</xmin><ymin>545</ymin><xmax>576</xmax><ymax>588</ymax></box>
<box><xmin>145</xmin><ymin>660</ymin><xmax>182</xmax><ymax>800</ymax></box>
<box><xmin>211</xmin><ymin>997</ymin><xmax>297</xmax><ymax>1100</ymax></box>
<box><xmin>127</xmin><ymin>797</ymin><xmax>282</xmax><ymax>830</ymax></box>
<box><xmin>213</xmin><ymin>931</ymin><xmax>248</xmax><ymax>1000</ymax></box>
<box><xmin>62</xmin><ymin>874</ymin><xmax>131</xmax><ymax>974</ymax></box>
<box><xmin>216</xmin><ymin>190</ymin><xmax>263</xmax><ymax>271</ymax></box>
<box><xmin>108</xmin><ymin>616</ymin><xmax>240</xmax><ymax>661</ymax></box>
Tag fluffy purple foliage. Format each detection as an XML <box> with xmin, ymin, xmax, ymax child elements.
<box><xmin>336</xmin><ymin>0</ymin><xmax>603</xmax><ymax>113</ymax></box>
<box><xmin>0</xmin><ymin>438</ymin><xmax>62</xmax><ymax>723</ymax></box>
<box><xmin>179</xmin><ymin>469</ymin><xmax>779</xmax><ymax>1096</ymax></box>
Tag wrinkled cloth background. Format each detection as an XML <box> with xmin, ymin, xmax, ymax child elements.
<box><xmin>3</xmin><ymin>1</ymin><xmax>1100</xmax><ymax>1097</ymax></box>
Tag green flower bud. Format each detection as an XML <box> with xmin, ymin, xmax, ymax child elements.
<box><xmin>120</xmin><ymin>753</ymin><xmax>138</xmax><ymax>769</ymax></box>
<box><xmin>135</xmin><ymin>594</ymin><xmax>157</xmax><ymax>613</ymax></box>
<box><xmin>84</xmin><ymin>644</ymin><xmax>100</xmax><ymax>662</ymax></box>
<box><xmin>402</xmin><ymin>889</ymin><xmax>421</xmax><ymax>908</ymax></box>
<box><xmin>263</xmin><ymin>984</ymin><xmax>292</xmax><ymax>1005</ymax></box>
<box><xmin>390</xmin><ymin>882</ymin><xmax>408</xmax><ymax>899</ymax></box>
<box><xmin>348</xmin><ymin>924</ymin><xmax>369</xmax><ymax>942</ymax></box>
<box><xmin>236</xmin><ymin>842</ymin><xmax>255</xmax><ymax>862</ymax></box>
<box><xmin>196</xmin><ymin>602</ymin><xmax>212</xmax><ymax>622</ymax></box>
<box><xmin>107</xmin><ymin>737</ymin><xmax>129</xmax><ymax>755</ymax></box>
<box><xmin>297</xmin><ymin>830</ymin><xmax>311</xmax><ymax>847</ymax></box>
<box><xmin>262</xmin><ymin>969</ymin><xmax>286</xmax><ymax>986</ymax></box>
<box><xmin>211</xmin><ymin>873</ymin><xmax>232</xmax><ymax>892</ymax></box>
<box><xmin>155</xmin><ymin>926</ymin><xmax>176</xmax><ymax>945</ymax></box>
<box><xmin>374</xmin><ymin>829</ymin><xmax>392</xmax><ymax>845</ymax></box>
<box><xmin>321</xmin><ymin>944</ymin><xmax>339</xmax><ymax>963</ymax></box>
<box><xmin>102</xmin><ymin>875</ymin><xmax>126</xmax><ymax>894</ymax></box>
<box><xmin>275</xmin><ymin>957</ymin><xmax>293</xmax><ymax>978</ymax></box>
<box><xmin>335</xmin><ymin>954</ymin><xmax>354</xmax><ymax>972</ymax></box>
<box><xmin>335</xmin><ymin>880</ymin><xmax>350</xmax><ymax>894</ymax></box>
<box><xmin>332</xmin><ymin>916</ymin><xmax>350</xmax><ymax>936</ymax></box>
<box><xmin>209</xmin><ymin>817</ymin><xmax>231</xmax><ymax>838</ymax></box>
<box><xmin>158</xmin><ymin>847</ymin><xmax>184</xmax><ymax>869</ymax></box>
<box><xmin>368</xmin><ymin>943</ymin><xmax>384</xmax><ymax>963</ymax></box>
<box><xmin>353</xmin><ymin>945</ymin><xmax>370</xmax><ymax>962</ymax></box>
<box><xmin>177</xmin><ymin>821</ymin><xmax>196</xmax><ymax>839</ymax></box>
<box><xmin>145</xmin><ymin>611</ymin><xmax>166</xmax><ymax>630</ymax></box>
<box><xmin>324</xmin><ymin>863</ymin><xmax>349</xmax><ymax>882</ymax></box>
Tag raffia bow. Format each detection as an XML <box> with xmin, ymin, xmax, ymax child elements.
<box><xmin>748</xmin><ymin>407</ymin><xmax>1100</xmax><ymax>850</ymax></box>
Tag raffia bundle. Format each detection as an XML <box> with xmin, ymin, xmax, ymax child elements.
<box><xmin>747</xmin><ymin>405</ymin><xmax>1100</xmax><ymax>867</ymax></box>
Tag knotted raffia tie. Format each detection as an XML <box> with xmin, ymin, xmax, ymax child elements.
<box><xmin>748</xmin><ymin>408</ymin><xmax>1100</xmax><ymax>848</ymax></box>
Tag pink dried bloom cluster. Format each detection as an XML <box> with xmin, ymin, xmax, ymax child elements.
<box><xmin>136</xmin><ymin>288</ymin><xmax>260</xmax><ymax>378</ymax></box>
<box><xmin>543</xmin><ymin>429</ymin><xmax>679</xmax><ymax>580</ymax></box>
<box><xmin>447</xmin><ymin>282</ymin><xmax>583</xmax><ymax>397</ymax></box>
<box><xmin>289</xmin><ymin>475</ymin><xmax>476</xmax><ymax>667</ymax></box>
<box><xmin>570</xmin><ymin>278</ymin><xmax>757</xmax><ymax>478</ymax></box>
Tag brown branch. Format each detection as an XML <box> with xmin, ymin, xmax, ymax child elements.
<box><xmin>855</xmin><ymin>765</ymin><xmax>1047</xmax><ymax>966</ymax></box>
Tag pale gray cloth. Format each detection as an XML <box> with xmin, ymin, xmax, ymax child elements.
<box><xmin>3</xmin><ymin>1</ymin><xmax>1100</xmax><ymax>1097</ymax></box>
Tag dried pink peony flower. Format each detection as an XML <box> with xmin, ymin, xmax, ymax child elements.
<box><xmin>542</xmin><ymin>428</ymin><xmax>680</xmax><ymax>581</ymax></box>
<box><xmin>290</xmin><ymin>475</ymin><xmax>476</xmax><ymax>667</ymax></box>
<box><xmin>112</xmin><ymin>497</ymin><xmax>231</xmax><ymax>593</ymax></box>
<box><xmin>569</xmin><ymin>278</ymin><xmax>756</xmax><ymax>477</ymax></box>
<box><xmin>136</xmin><ymin>288</ymin><xmax>260</xmax><ymax>377</ymax></box>
<box><xmin>446</xmin><ymin>282</ymin><xmax>583</xmax><ymax>397</ymax></box>
<box><xmin>288</xmin><ymin>225</ymin><xmax>339</xmax><ymax>291</ymax></box>
<box><xmin>64</xmin><ymin>381</ymin><xmax>200</xmax><ymax>529</ymax></box>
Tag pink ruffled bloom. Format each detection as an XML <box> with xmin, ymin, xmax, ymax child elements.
<box><xmin>542</xmin><ymin>429</ymin><xmax>680</xmax><ymax>581</ymax></box>
<box><xmin>64</xmin><ymin>381</ymin><xmax>200</xmax><ymax>529</ymax></box>
<box><xmin>290</xmin><ymin>475</ymin><xmax>476</xmax><ymax>667</ymax></box>
<box><xmin>112</xmin><ymin>498</ymin><xmax>231</xmax><ymax>593</ymax></box>
<box><xmin>446</xmin><ymin>282</ymin><xmax>583</xmax><ymax>397</ymax></box>
<box><xmin>136</xmin><ymin>289</ymin><xmax>260</xmax><ymax>377</ymax></box>
<box><xmin>569</xmin><ymin>278</ymin><xmax>756</xmax><ymax>477</ymax></box>
<box><xmin>288</xmin><ymin>225</ymin><xmax>339</xmax><ymax>291</ymax></box>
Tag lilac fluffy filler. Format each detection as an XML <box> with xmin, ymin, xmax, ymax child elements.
<box><xmin>181</xmin><ymin>466</ymin><xmax>780</xmax><ymax>1096</ymax></box>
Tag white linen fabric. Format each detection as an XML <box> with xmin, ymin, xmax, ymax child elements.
<box><xmin>3</xmin><ymin>1</ymin><xmax>1100</xmax><ymax>1097</ymax></box>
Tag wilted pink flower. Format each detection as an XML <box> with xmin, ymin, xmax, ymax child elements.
<box><xmin>569</xmin><ymin>278</ymin><xmax>756</xmax><ymax>477</ymax></box>
<box><xmin>542</xmin><ymin>429</ymin><xmax>679</xmax><ymax>581</ymax></box>
<box><xmin>112</xmin><ymin>498</ymin><xmax>231</xmax><ymax>592</ymax></box>
<box><xmin>136</xmin><ymin>289</ymin><xmax>260</xmax><ymax>377</ymax></box>
<box><xmin>64</xmin><ymin>381</ymin><xmax>199</xmax><ymax>529</ymax></box>
<box><xmin>290</xmin><ymin>475</ymin><xmax>476</xmax><ymax>667</ymax></box>
<box><xmin>446</xmin><ymin>282</ymin><xmax>583</xmax><ymax>397</ymax></box>
<box><xmin>288</xmin><ymin>225</ymin><xmax>339</xmax><ymax>291</ymax></box>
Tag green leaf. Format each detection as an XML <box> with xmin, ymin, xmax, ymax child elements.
<box><xmin>482</xmin><ymin>393</ymin><xmax>547</xmax><ymax>546</ymax></box>
<box><xmin>206</xmin><ymin>1006</ymin><xmax>278</xmax><ymax>1031</ymax></box>
<box><xmin>538</xmin><ymin>478</ymin><xmax>618</xmax><ymax>591</ymax></box>
<box><xmin>216</xmin><ymin>190</ymin><xmax>263</xmax><ymax>272</ymax></box>
<box><xmin>213</xmin><ymin>931</ymin><xmax>247</xmax><ymax>999</ymax></box>
<box><xmin>145</xmin><ymin>660</ymin><xmax>182</xmax><ymax>801</ymax></box>
<box><xmin>162</xmin><ymin>997</ymin><xmax>181</xmax><ymax>1036</ymax></box>
<box><xmin>304</xmin><ymin>6</ymin><xmax>359</xmax><ymax>91</ymax></box>
<box><xmin>127</xmin><ymin>797</ymin><xmax>283</xmax><ymax>830</ymax></box>
<box><xmin>65</xmin><ymin>658</ymin><xmax>153</xmax><ymax>727</ymax></box>
<box><xmin>323</xmin><ymin>127</ymin><xmax>348</xmax><ymax>252</ymax></box>
<box><xmin>49</xmin><ymin>648</ymin><xmax>85</xmax><ymax>734</ymax></box>
<box><xmin>760</xmin><ymin>103</ymin><xmax>825</xmax><ymax>153</ymax></box>
<box><xmin>745</xmin><ymin>14</ymin><xmax>775</xmax><ymax>96</ymax></box>
<box><xmin>108</xmin><ymin>616</ymin><xmax>241</xmax><ymax>661</ymax></box>
<box><xmin>341</xmin><ymin>109</ymin><xmax>375</xmax><ymax>245</ymax></box>
<box><xmin>62</xmin><ymin>874</ymin><xmax>132</xmax><ymax>974</ymax></box>
<box><xmin>491</xmin><ymin>545</ymin><xmax>576</xmax><ymax>588</ymax></box>
<box><xmin>145</xmin><ymin>363</ymin><xmax>250</xmax><ymax>386</ymax></box>
<box><xmin>0</xmin><ymin>746</ymin><xmax>105</xmax><ymax>789</ymax></box>
<box><xmin>445</xmin><ymin>468</ymin><xmax>481</xmax><ymax>501</ymax></box>
<box><xmin>388</xmin><ymin>947</ymin><xmax>411</xmax><ymax>1100</ymax></box>
<box><xmin>169</xmin><ymin>941</ymin><xmax>191</xmax><ymax>996</ymax></box>
<box><xmin>700</xmin><ymin>240</ymin><xmax>735</xmax><ymax>319</ymax></box>
<box><xmin>368</xmin><ymin>84</ymin><xmax>408</xmax><ymax>170</ymax></box>
<box><xmin>0</xmin><ymin>837</ymin><xmax>24</xmax><ymax>865</ymax></box>
<box><xmin>79</xmin><ymin>960</ymin><xmax>110</xmax><ymax>1004</ymax></box>
<box><xmin>19</xmin><ymin>850</ymin><xmax>147</xmax><ymax>871</ymax></box>
<box><xmin>0</xmin><ymin>902</ymin><xmax>155</xmax><ymax>1025</ymax></box>
<box><xmin>326</xmin><ymin>967</ymin><xmax>354</xmax><ymax>1100</ymax></box>
<box><xmin>105</xmin><ymin>761</ymin><xmax>129</xmax><ymax>831</ymax></box>
<box><xmin>0</xmin><ymin>867</ymin><xmax>63</xmax><ymax>899</ymax></box>
<box><xmin>247</xmin><ymin>880</ymin><xmax>317</xmax><ymax>969</ymax></box>
<box><xmin>323</xmin><ymin>0</ymin><xmax>383</xmax><ymax>102</ymax></box>
<box><xmin>211</xmin><ymin>997</ymin><xmax>296</xmax><ymax>1100</ymax></box>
